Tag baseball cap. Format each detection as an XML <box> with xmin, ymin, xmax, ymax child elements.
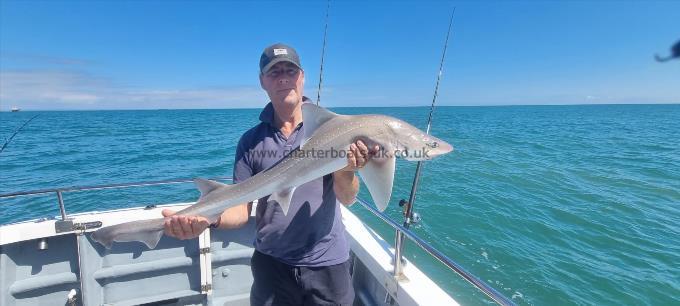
<box><xmin>259</xmin><ymin>43</ymin><xmax>302</xmax><ymax>73</ymax></box>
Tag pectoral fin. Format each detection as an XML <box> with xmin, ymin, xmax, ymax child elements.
<box><xmin>268</xmin><ymin>186</ymin><xmax>297</xmax><ymax>215</ymax></box>
<box><xmin>358</xmin><ymin>155</ymin><xmax>396</xmax><ymax>211</ymax></box>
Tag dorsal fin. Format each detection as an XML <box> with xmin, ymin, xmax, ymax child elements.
<box><xmin>194</xmin><ymin>178</ymin><xmax>228</xmax><ymax>198</ymax></box>
<box><xmin>301</xmin><ymin>103</ymin><xmax>340</xmax><ymax>145</ymax></box>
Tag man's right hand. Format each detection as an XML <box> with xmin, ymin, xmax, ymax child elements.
<box><xmin>162</xmin><ymin>209</ymin><xmax>211</xmax><ymax>240</ymax></box>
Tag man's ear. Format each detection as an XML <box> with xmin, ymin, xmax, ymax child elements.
<box><xmin>259</xmin><ymin>73</ymin><xmax>265</xmax><ymax>90</ymax></box>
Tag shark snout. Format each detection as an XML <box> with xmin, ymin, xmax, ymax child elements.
<box><xmin>400</xmin><ymin>138</ymin><xmax>453</xmax><ymax>161</ymax></box>
<box><xmin>427</xmin><ymin>139</ymin><xmax>453</xmax><ymax>158</ymax></box>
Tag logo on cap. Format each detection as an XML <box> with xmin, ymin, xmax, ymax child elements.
<box><xmin>273</xmin><ymin>48</ymin><xmax>288</xmax><ymax>56</ymax></box>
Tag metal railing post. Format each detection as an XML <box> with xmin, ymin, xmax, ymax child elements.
<box><xmin>393</xmin><ymin>230</ymin><xmax>405</xmax><ymax>276</ymax></box>
<box><xmin>56</xmin><ymin>190</ymin><xmax>67</xmax><ymax>220</ymax></box>
<box><xmin>394</xmin><ymin>160</ymin><xmax>425</xmax><ymax>277</ymax></box>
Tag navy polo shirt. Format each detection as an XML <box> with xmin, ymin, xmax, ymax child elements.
<box><xmin>232</xmin><ymin>100</ymin><xmax>350</xmax><ymax>267</ymax></box>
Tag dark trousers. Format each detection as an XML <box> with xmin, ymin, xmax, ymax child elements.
<box><xmin>250</xmin><ymin>250</ymin><xmax>355</xmax><ymax>306</ymax></box>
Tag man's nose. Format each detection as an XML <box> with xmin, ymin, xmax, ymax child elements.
<box><xmin>278</xmin><ymin>78</ymin><xmax>289</xmax><ymax>84</ymax></box>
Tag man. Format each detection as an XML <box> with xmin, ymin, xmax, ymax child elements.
<box><xmin>161</xmin><ymin>43</ymin><xmax>377</xmax><ymax>305</ymax></box>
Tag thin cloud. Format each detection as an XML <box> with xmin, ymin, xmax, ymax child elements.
<box><xmin>0</xmin><ymin>71</ymin><xmax>104</xmax><ymax>105</ymax></box>
<box><xmin>0</xmin><ymin>52</ymin><xmax>92</xmax><ymax>66</ymax></box>
<box><xmin>0</xmin><ymin>70</ymin><xmax>266</xmax><ymax>110</ymax></box>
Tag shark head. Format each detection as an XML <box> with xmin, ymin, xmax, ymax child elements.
<box><xmin>298</xmin><ymin>103</ymin><xmax>454</xmax><ymax>212</ymax></box>
<box><xmin>384</xmin><ymin>118</ymin><xmax>453</xmax><ymax>161</ymax></box>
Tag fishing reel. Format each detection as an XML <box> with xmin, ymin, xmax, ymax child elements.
<box><xmin>398</xmin><ymin>199</ymin><xmax>422</xmax><ymax>224</ymax></box>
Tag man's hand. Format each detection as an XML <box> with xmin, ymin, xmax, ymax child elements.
<box><xmin>162</xmin><ymin>209</ymin><xmax>211</xmax><ymax>240</ymax></box>
<box><xmin>340</xmin><ymin>140</ymin><xmax>380</xmax><ymax>172</ymax></box>
<box><xmin>333</xmin><ymin>140</ymin><xmax>379</xmax><ymax>205</ymax></box>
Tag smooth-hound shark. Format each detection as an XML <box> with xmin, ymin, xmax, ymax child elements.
<box><xmin>92</xmin><ymin>104</ymin><xmax>453</xmax><ymax>249</ymax></box>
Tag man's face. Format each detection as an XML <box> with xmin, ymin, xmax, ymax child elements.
<box><xmin>260</xmin><ymin>62</ymin><xmax>305</xmax><ymax>107</ymax></box>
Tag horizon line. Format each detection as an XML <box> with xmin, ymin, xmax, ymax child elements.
<box><xmin>0</xmin><ymin>102</ymin><xmax>678</xmax><ymax>112</ymax></box>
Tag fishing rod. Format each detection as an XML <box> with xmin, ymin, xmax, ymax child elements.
<box><xmin>394</xmin><ymin>8</ymin><xmax>455</xmax><ymax>267</ymax></box>
<box><xmin>0</xmin><ymin>114</ymin><xmax>39</xmax><ymax>155</ymax></box>
<box><xmin>391</xmin><ymin>8</ymin><xmax>517</xmax><ymax>306</ymax></box>
<box><xmin>316</xmin><ymin>0</ymin><xmax>330</xmax><ymax>106</ymax></box>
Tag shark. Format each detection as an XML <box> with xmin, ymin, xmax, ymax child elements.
<box><xmin>91</xmin><ymin>103</ymin><xmax>453</xmax><ymax>249</ymax></box>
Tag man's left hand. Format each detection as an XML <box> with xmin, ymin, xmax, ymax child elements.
<box><xmin>333</xmin><ymin>140</ymin><xmax>378</xmax><ymax>205</ymax></box>
<box><xmin>340</xmin><ymin>140</ymin><xmax>380</xmax><ymax>172</ymax></box>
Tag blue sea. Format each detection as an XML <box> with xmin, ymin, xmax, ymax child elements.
<box><xmin>1</xmin><ymin>104</ymin><xmax>678</xmax><ymax>305</ymax></box>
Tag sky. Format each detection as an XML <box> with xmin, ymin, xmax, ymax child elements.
<box><xmin>0</xmin><ymin>0</ymin><xmax>678</xmax><ymax>111</ymax></box>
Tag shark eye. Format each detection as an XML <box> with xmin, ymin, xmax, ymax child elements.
<box><xmin>427</xmin><ymin>141</ymin><xmax>439</xmax><ymax>148</ymax></box>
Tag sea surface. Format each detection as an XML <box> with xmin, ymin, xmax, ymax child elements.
<box><xmin>1</xmin><ymin>104</ymin><xmax>678</xmax><ymax>306</ymax></box>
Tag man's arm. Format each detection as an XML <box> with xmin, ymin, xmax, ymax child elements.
<box><xmin>333</xmin><ymin>171</ymin><xmax>359</xmax><ymax>205</ymax></box>
<box><xmin>333</xmin><ymin>140</ymin><xmax>378</xmax><ymax>206</ymax></box>
<box><xmin>161</xmin><ymin>202</ymin><xmax>251</xmax><ymax>240</ymax></box>
<box><xmin>213</xmin><ymin>202</ymin><xmax>252</xmax><ymax>229</ymax></box>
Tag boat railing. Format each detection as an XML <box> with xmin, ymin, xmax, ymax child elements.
<box><xmin>0</xmin><ymin>177</ymin><xmax>515</xmax><ymax>306</ymax></box>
